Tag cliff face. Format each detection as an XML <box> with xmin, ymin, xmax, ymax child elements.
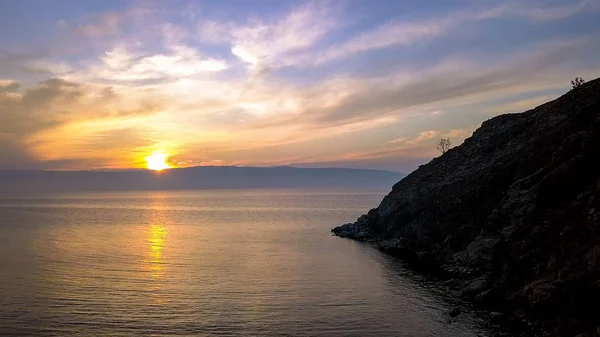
<box><xmin>333</xmin><ymin>78</ymin><xmax>600</xmax><ymax>336</ymax></box>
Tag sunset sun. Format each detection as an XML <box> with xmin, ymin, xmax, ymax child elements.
<box><xmin>145</xmin><ymin>151</ymin><xmax>171</xmax><ymax>171</ymax></box>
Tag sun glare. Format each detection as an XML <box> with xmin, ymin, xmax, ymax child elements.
<box><xmin>145</xmin><ymin>151</ymin><xmax>171</xmax><ymax>171</ymax></box>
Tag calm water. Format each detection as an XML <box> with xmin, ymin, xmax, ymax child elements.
<box><xmin>0</xmin><ymin>189</ymin><xmax>494</xmax><ymax>336</ymax></box>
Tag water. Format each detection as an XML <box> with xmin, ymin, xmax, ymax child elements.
<box><xmin>0</xmin><ymin>189</ymin><xmax>494</xmax><ymax>336</ymax></box>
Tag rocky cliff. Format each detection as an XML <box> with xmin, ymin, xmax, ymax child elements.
<box><xmin>332</xmin><ymin>78</ymin><xmax>600</xmax><ymax>336</ymax></box>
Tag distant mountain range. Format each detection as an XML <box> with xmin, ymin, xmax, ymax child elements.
<box><xmin>0</xmin><ymin>166</ymin><xmax>405</xmax><ymax>194</ymax></box>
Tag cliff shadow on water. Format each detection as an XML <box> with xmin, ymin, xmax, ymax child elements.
<box><xmin>333</xmin><ymin>77</ymin><xmax>600</xmax><ymax>337</ymax></box>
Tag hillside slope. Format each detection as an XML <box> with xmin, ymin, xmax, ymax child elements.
<box><xmin>333</xmin><ymin>79</ymin><xmax>600</xmax><ymax>336</ymax></box>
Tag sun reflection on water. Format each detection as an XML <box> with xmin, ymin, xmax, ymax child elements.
<box><xmin>147</xmin><ymin>224</ymin><xmax>167</xmax><ymax>280</ymax></box>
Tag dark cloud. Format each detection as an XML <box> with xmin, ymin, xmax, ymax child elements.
<box><xmin>0</xmin><ymin>81</ymin><xmax>19</xmax><ymax>93</ymax></box>
<box><xmin>1</xmin><ymin>78</ymin><xmax>85</xmax><ymax>136</ymax></box>
<box><xmin>0</xmin><ymin>137</ymin><xmax>37</xmax><ymax>169</ymax></box>
<box><xmin>0</xmin><ymin>78</ymin><xmax>87</xmax><ymax>168</ymax></box>
<box><xmin>0</xmin><ymin>52</ymin><xmax>56</xmax><ymax>76</ymax></box>
<box><xmin>100</xmin><ymin>86</ymin><xmax>117</xmax><ymax>100</ymax></box>
<box><xmin>21</xmin><ymin>78</ymin><xmax>83</xmax><ymax>107</ymax></box>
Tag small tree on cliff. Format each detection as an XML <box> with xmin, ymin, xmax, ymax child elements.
<box><xmin>436</xmin><ymin>138</ymin><xmax>452</xmax><ymax>154</ymax></box>
<box><xmin>571</xmin><ymin>77</ymin><xmax>585</xmax><ymax>90</ymax></box>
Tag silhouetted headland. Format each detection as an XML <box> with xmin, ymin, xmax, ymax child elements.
<box><xmin>333</xmin><ymin>77</ymin><xmax>600</xmax><ymax>336</ymax></box>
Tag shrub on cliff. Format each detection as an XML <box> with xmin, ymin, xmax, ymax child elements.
<box><xmin>436</xmin><ymin>138</ymin><xmax>452</xmax><ymax>154</ymax></box>
<box><xmin>571</xmin><ymin>77</ymin><xmax>585</xmax><ymax>89</ymax></box>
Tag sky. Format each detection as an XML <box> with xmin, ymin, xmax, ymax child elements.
<box><xmin>1</xmin><ymin>0</ymin><xmax>599</xmax><ymax>172</ymax></box>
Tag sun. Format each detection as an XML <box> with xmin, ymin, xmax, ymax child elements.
<box><xmin>145</xmin><ymin>151</ymin><xmax>171</xmax><ymax>171</ymax></box>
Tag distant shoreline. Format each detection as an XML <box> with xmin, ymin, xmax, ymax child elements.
<box><xmin>0</xmin><ymin>166</ymin><xmax>405</xmax><ymax>194</ymax></box>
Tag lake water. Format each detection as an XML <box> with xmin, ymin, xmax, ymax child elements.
<box><xmin>0</xmin><ymin>189</ymin><xmax>495</xmax><ymax>336</ymax></box>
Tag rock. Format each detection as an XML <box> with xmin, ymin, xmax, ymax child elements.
<box><xmin>449</xmin><ymin>307</ymin><xmax>462</xmax><ymax>318</ymax></box>
<box><xmin>331</xmin><ymin>215</ymin><xmax>374</xmax><ymax>240</ymax></box>
<box><xmin>453</xmin><ymin>234</ymin><xmax>502</xmax><ymax>268</ymax></box>
<box><xmin>332</xmin><ymin>77</ymin><xmax>600</xmax><ymax>335</ymax></box>
<box><xmin>461</xmin><ymin>279</ymin><xmax>489</xmax><ymax>297</ymax></box>
<box><xmin>442</xmin><ymin>278</ymin><xmax>461</xmax><ymax>288</ymax></box>
<box><xmin>490</xmin><ymin>312</ymin><xmax>504</xmax><ymax>323</ymax></box>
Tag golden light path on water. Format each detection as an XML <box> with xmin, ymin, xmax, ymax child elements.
<box><xmin>144</xmin><ymin>193</ymin><xmax>169</xmax><ymax>304</ymax></box>
<box><xmin>147</xmin><ymin>224</ymin><xmax>167</xmax><ymax>280</ymax></box>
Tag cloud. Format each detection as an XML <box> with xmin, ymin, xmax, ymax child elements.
<box><xmin>388</xmin><ymin>126</ymin><xmax>476</xmax><ymax>150</ymax></box>
<box><xmin>0</xmin><ymin>81</ymin><xmax>20</xmax><ymax>93</ymax></box>
<box><xmin>0</xmin><ymin>78</ymin><xmax>166</xmax><ymax>169</ymax></box>
<box><xmin>443</xmin><ymin>127</ymin><xmax>477</xmax><ymax>140</ymax></box>
<box><xmin>302</xmin><ymin>17</ymin><xmax>455</xmax><ymax>66</ymax></box>
<box><xmin>72</xmin><ymin>44</ymin><xmax>228</xmax><ymax>84</ymax></box>
<box><xmin>288</xmin><ymin>0</ymin><xmax>600</xmax><ymax>67</ymax></box>
<box><xmin>4</xmin><ymin>31</ymin><xmax>598</xmax><ymax>171</ymax></box>
<box><xmin>490</xmin><ymin>95</ymin><xmax>554</xmax><ymax>113</ymax></box>
<box><xmin>387</xmin><ymin>130</ymin><xmax>439</xmax><ymax>146</ymax></box>
<box><xmin>295</xmin><ymin>125</ymin><xmax>477</xmax><ymax>172</ymax></box>
<box><xmin>479</xmin><ymin>0</ymin><xmax>600</xmax><ymax>22</ymax></box>
<box><xmin>196</xmin><ymin>20</ymin><xmax>235</xmax><ymax>44</ymax></box>
<box><xmin>387</xmin><ymin>137</ymin><xmax>408</xmax><ymax>145</ymax></box>
<box><xmin>299</xmin><ymin>143</ymin><xmax>434</xmax><ymax>168</ymax></box>
<box><xmin>1</xmin><ymin>78</ymin><xmax>84</xmax><ymax>136</ymax></box>
<box><xmin>190</xmin><ymin>0</ymin><xmax>600</xmax><ymax>71</ymax></box>
<box><xmin>74</xmin><ymin>12</ymin><xmax>121</xmax><ymax>36</ymax></box>
<box><xmin>407</xmin><ymin>130</ymin><xmax>439</xmax><ymax>144</ymax></box>
<box><xmin>0</xmin><ymin>52</ymin><xmax>73</xmax><ymax>76</ymax></box>
<box><xmin>255</xmin><ymin>34</ymin><xmax>600</xmax><ymax>132</ymax></box>
<box><xmin>195</xmin><ymin>2</ymin><xmax>337</xmax><ymax>72</ymax></box>
<box><xmin>0</xmin><ymin>137</ymin><xmax>37</xmax><ymax>169</ymax></box>
<box><xmin>1</xmin><ymin>0</ymin><xmax>600</xmax><ymax>171</ymax></box>
<box><xmin>28</xmin><ymin>125</ymin><xmax>157</xmax><ymax>169</ymax></box>
<box><xmin>0</xmin><ymin>79</ymin><xmax>84</xmax><ymax>168</ymax></box>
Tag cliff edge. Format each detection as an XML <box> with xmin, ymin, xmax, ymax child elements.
<box><xmin>333</xmin><ymin>78</ymin><xmax>600</xmax><ymax>336</ymax></box>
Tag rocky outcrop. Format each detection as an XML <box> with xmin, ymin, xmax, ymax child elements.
<box><xmin>332</xmin><ymin>78</ymin><xmax>600</xmax><ymax>336</ymax></box>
